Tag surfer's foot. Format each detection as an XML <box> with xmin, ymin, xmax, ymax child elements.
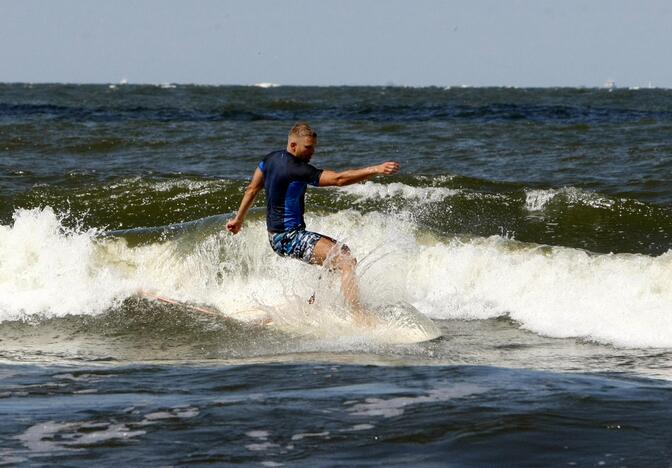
<box><xmin>352</xmin><ymin>309</ymin><xmax>378</xmax><ymax>328</ymax></box>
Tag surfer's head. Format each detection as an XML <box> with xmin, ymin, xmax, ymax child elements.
<box><xmin>287</xmin><ymin>122</ymin><xmax>317</xmax><ymax>161</ymax></box>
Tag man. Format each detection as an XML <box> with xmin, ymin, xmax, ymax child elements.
<box><xmin>226</xmin><ymin>123</ymin><xmax>399</xmax><ymax>325</ymax></box>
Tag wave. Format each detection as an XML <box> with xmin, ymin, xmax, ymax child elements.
<box><xmin>1</xmin><ymin>207</ymin><xmax>671</xmax><ymax>348</ymax></box>
<box><xmin>6</xmin><ymin>177</ymin><xmax>672</xmax><ymax>258</ymax></box>
<box><xmin>337</xmin><ymin>180</ymin><xmax>653</xmax><ymax>214</ymax></box>
<box><xmin>524</xmin><ymin>186</ymin><xmax>619</xmax><ymax>211</ymax></box>
<box><xmin>329</xmin><ymin>180</ymin><xmax>672</xmax><ymax>256</ymax></box>
<box><xmin>338</xmin><ymin>181</ymin><xmax>460</xmax><ymax>203</ymax></box>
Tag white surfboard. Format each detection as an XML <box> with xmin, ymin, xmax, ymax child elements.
<box><xmin>136</xmin><ymin>290</ymin><xmax>441</xmax><ymax>344</ymax></box>
<box><xmin>250</xmin><ymin>301</ymin><xmax>442</xmax><ymax>344</ymax></box>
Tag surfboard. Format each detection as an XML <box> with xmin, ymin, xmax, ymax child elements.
<box><xmin>253</xmin><ymin>301</ymin><xmax>442</xmax><ymax>344</ymax></box>
<box><xmin>136</xmin><ymin>289</ymin><xmax>273</xmax><ymax>325</ymax></box>
<box><xmin>135</xmin><ymin>290</ymin><xmax>441</xmax><ymax>344</ymax></box>
<box><xmin>138</xmin><ymin>290</ymin><xmax>218</xmax><ymax>315</ymax></box>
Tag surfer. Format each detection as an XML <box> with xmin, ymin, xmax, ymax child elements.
<box><xmin>226</xmin><ymin>123</ymin><xmax>399</xmax><ymax>325</ymax></box>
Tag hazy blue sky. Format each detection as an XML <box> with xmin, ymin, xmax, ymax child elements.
<box><xmin>1</xmin><ymin>0</ymin><xmax>670</xmax><ymax>87</ymax></box>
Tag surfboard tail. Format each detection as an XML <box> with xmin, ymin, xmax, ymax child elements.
<box><xmin>135</xmin><ymin>289</ymin><xmax>218</xmax><ymax>316</ymax></box>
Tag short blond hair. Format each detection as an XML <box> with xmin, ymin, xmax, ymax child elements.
<box><xmin>288</xmin><ymin>122</ymin><xmax>317</xmax><ymax>139</ymax></box>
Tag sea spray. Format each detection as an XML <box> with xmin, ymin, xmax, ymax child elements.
<box><xmin>0</xmin><ymin>207</ymin><xmax>130</xmax><ymax>319</ymax></box>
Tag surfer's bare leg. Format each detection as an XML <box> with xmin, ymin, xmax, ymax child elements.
<box><xmin>311</xmin><ymin>238</ymin><xmax>373</xmax><ymax>326</ymax></box>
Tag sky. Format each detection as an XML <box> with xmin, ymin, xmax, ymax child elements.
<box><xmin>1</xmin><ymin>0</ymin><xmax>671</xmax><ymax>88</ymax></box>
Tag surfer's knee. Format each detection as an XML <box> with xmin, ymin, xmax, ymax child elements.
<box><xmin>335</xmin><ymin>246</ymin><xmax>357</xmax><ymax>271</ymax></box>
<box><xmin>322</xmin><ymin>241</ymin><xmax>356</xmax><ymax>271</ymax></box>
<box><xmin>339</xmin><ymin>243</ymin><xmax>353</xmax><ymax>258</ymax></box>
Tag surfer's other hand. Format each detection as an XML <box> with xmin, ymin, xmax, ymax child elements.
<box><xmin>377</xmin><ymin>161</ymin><xmax>400</xmax><ymax>175</ymax></box>
<box><xmin>226</xmin><ymin>218</ymin><xmax>242</xmax><ymax>234</ymax></box>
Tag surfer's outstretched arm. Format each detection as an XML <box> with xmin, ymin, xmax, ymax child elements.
<box><xmin>319</xmin><ymin>161</ymin><xmax>399</xmax><ymax>187</ymax></box>
<box><xmin>226</xmin><ymin>168</ymin><xmax>264</xmax><ymax>234</ymax></box>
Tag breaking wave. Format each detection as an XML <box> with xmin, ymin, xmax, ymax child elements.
<box><xmin>2</xmin><ymin>206</ymin><xmax>671</xmax><ymax>348</ymax></box>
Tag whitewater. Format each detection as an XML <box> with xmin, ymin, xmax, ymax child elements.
<box><xmin>3</xmin><ymin>188</ymin><xmax>671</xmax><ymax>348</ymax></box>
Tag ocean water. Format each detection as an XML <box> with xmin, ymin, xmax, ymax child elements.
<box><xmin>1</xmin><ymin>83</ymin><xmax>671</xmax><ymax>466</ymax></box>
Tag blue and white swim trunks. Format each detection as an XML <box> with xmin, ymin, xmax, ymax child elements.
<box><xmin>268</xmin><ymin>229</ymin><xmax>334</xmax><ymax>264</ymax></box>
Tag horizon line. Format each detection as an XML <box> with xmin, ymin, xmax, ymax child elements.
<box><xmin>0</xmin><ymin>81</ymin><xmax>667</xmax><ymax>90</ymax></box>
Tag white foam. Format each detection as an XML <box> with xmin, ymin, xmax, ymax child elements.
<box><xmin>246</xmin><ymin>442</ymin><xmax>278</xmax><ymax>451</ymax></box>
<box><xmin>2</xmin><ymin>207</ymin><xmax>672</xmax><ymax>348</ymax></box>
<box><xmin>143</xmin><ymin>407</ymin><xmax>199</xmax><ymax>420</ymax></box>
<box><xmin>407</xmin><ymin>236</ymin><xmax>672</xmax><ymax>348</ymax></box>
<box><xmin>16</xmin><ymin>420</ymin><xmax>145</xmax><ymax>453</ymax></box>
<box><xmin>15</xmin><ymin>421</ymin><xmax>78</xmax><ymax>453</ymax></box>
<box><xmin>0</xmin><ymin>208</ymin><xmax>135</xmax><ymax>320</ymax></box>
<box><xmin>525</xmin><ymin>189</ymin><xmax>558</xmax><ymax>211</ymax></box>
<box><xmin>338</xmin><ymin>181</ymin><xmax>459</xmax><ymax>203</ymax></box>
<box><xmin>144</xmin><ymin>411</ymin><xmax>174</xmax><ymax>421</ymax></box>
<box><xmin>524</xmin><ymin>187</ymin><xmax>617</xmax><ymax>211</ymax></box>
<box><xmin>134</xmin><ymin>407</ymin><xmax>200</xmax><ymax>427</ymax></box>
<box><xmin>0</xmin><ymin>453</ymin><xmax>27</xmax><ymax>464</ymax></box>
<box><xmin>66</xmin><ymin>424</ymin><xmax>145</xmax><ymax>446</ymax></box>
<box><xmin>290</xmin><ymin>431</ymin><xmax>330</xmax><ymax>441</ymax></box>
<box><xmin>347</xmin><ymin>384</ymin><xmax>486</xmax><ymax>418</ymax></box>
<box><xmin>348</xmin><ymin>424</ymin><xmax>374</xmax><ymax>431</ymax></box>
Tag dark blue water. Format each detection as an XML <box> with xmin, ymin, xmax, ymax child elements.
<box><xmin>2</xmin><ymin>363</ymin><xmax>672</xmax><ymax>466</ymax></box>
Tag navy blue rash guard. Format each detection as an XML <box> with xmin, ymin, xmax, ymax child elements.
<box><xmin>258</xmin><ymin>150</ymin><xmax>323</xmax><ymax>233</ymax></box>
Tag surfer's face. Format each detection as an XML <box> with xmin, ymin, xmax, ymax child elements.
<box><xmin>289</xmin><ymin>136</ymin><xmax>317</xmax><ymax>161</ymax></box>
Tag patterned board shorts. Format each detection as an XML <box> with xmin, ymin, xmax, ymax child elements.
<box><xmin>268</xmin><ymin>229</ymin><xmax>336</xmax><ymax>264</ymax></box>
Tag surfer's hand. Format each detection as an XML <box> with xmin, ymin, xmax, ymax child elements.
<box><xmin>226</xmin><ymin>218</ymin><xmax>242</xmax><ymax>234</ymax></box>
<box><xmin>377</xmin><ymin>161</ymin><xmax>400</xmax><ymax>175</ymax></box>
